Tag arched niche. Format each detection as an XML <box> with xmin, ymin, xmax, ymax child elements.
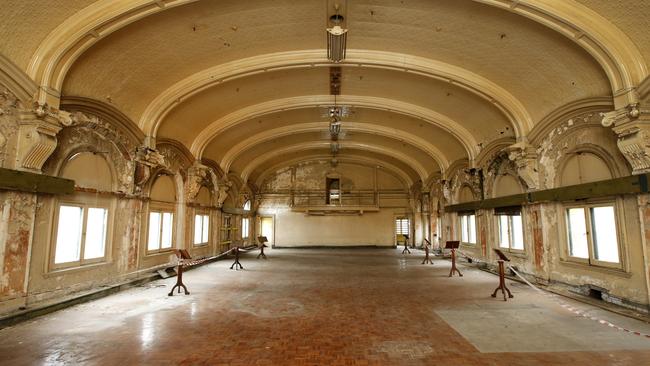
<box><xmin>559</xmin><ymin>152</ymin><xmax>613</xmax><ymax>186</ymax></box>
<box><xmin>150</xmin><ymin>175</ymin><xmax>177</xmax><ymax>203</ymax></box>
<box><xmin>196</xmin><ymin>186</ymin><xmax>212</xmax><ymax>206</ymax></box>
<box><xmin>457</xmin><ymin>185</ymin><xmax>475</xmax><ymax>203</ymax></box>
<box><xmin>60</xmin><ymin>152</ymin><xmax>113</xmax><ymax>191</ymax></box>
<box><xmin>493</xmin><ymin>174</ymin><xmax>523</xmax><ymax>197</ymax></box>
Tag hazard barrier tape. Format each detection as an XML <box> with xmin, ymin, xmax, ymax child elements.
<box><xmin>454</xmin><ymin>250</ymin><xmax>650</xmax><ymax>339</ymax></box>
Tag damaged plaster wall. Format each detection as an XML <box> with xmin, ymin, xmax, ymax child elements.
<box><xmin>438</xmin><ymin>100</ymin><xmax>650</xmax><ymax>310</ymax></box>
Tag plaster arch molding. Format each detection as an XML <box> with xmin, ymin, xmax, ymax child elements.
<box><xmin>26</xmin><ymin>0</ymin><xmax>647</xmax><ymax>109</ymax></box>
<box><xmin>219</xmin><ymin>122</ymin><xmax>450</xmax><ymax>173</ymax></box>
<box><xmin>189</xmin><ymin>95</ymin><xmax>478</xmax><ymax>161</ymax></box>
<box><xmin>138</xmin><ymin>50</ymin><xmax>533</xmax><ymax>138</ymax></box>
<box><xmin>239</xmin><ymin>141</ymin><xmax>430</xmax><ymax>184</ymax></box>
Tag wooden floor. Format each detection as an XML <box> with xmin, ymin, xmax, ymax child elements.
<box><xmin>1</xmin><ymin>248</ymin><xmax>650</xmax><ymax>365</ymax></box>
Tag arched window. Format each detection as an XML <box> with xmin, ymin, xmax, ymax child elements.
<box><xmin>242</xmin><ymin>200</ymin><xmax>251</xmax><ymax>241</ymax></box>
<box><xmin>52</xmin><ymin>152</ymin><xmax>113</xmax><ymax>269</ymax></box>
<box><xmin>493</xmin><ymin>175</ymin><xmax>523</xmax><ymax>198</ymax></box>
<box><xmin>457</xmin><ymin>186</ymin><xmax>474</xmax><ymax>203</ymax></box>
<box><xmin>560</xmin><ymin>152</ymin><xmax>612</xmax><ymax>186</ymax></box>
<box><xmin>493</xmin><ymin>175</ymin><xmax>525</xmax><ymax>252</ymax></box>
<box><xmin>560</xmin><ymin>152</ymin><xmax>621</xmax><ymax>268</ymax></box>
<box><xmin>148</xmin><ymin>175</ymin><xmax>176</xmax><ymax>253</ymax></box>
<box><xmin>193</xmin><ymin>187</ymin><xmax>211</xmax><ymax>246</ymax></box>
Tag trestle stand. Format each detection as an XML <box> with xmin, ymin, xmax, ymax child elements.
<box><xmin>491</xmin><ymin>260</ymin><xmax>513</xmax><ymax>301</ymax></box>
<box><xmin>230</xmin><ymin>247</ymin><xmax>243</xmax><ymax>270</ymax></box>
<box><xmin>257</xmin><ymin>243</ymin><xmax>268</xmax><ymax>259</ymax></box>
<box><xmin>448</xmin><ymin>248</ymin><xmax>463</xmax><ymax>277</ymax></box>
<box><xmin>422</xmin><ymin>244</ymin><xmax>433</xmax><ymax>265</ymax></box>
<box><xmin>168</xmin><ymin>262</ymin><xmax>190</xmax><ymax>296</ymax></box>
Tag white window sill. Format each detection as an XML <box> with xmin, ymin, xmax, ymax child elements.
<box><xmin>46</xmin><ymin>261</ymin><xmax>110</xmax><ymax>277</ymax></box>
<box><xmin>558</xmin><ymin>259</ymin><xmax>629</xmax><ymax>278</ymax></box>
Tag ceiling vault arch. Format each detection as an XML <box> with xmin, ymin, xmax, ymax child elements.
<box><xmin>255</xmin><ymin>154</ymin><xmax>415</xmax><ymax>188</ymax></box>
<box><xmin>189</xmin><ymin>95</ymin><xmax>479</xmax><ymax>161</ymax></box>
<box><xmin>218</xmin><ymin>122</ymin><xmax>451</xmax><ymax>174</ymax></box>
<box><xmin>26</xmin><ymin>0</ymin><xmax>647</xmax><ymax>110</ymax></box>
<box><xmin>138</xmin><ymin>50</ymin><xmax>533</xmax><ymax>137</ymax></box>
<box><xmin>239</xmin><ymin>142</ymin><xmax>430</xmax><ymax>184</ymax></box>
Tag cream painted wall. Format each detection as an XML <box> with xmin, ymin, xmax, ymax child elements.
<box><xmin>260</xmin><ymin>161</ymin><xmax>410</xmax><ymax>248</ymax></box>
<box><xmin>272</xmin><ymin>209</ymin><xmax>401</xmax><ymax>247</ymax></box>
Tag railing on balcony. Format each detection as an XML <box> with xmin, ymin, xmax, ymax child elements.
<box><xmin>292</xmin><ymin>189</ymin><xmax>378</xmax><ymax>207</ymax></box>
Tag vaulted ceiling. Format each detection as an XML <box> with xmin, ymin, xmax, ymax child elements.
<box><xmin>1</xmin><ymin>0</ymin><xmax>648</xmax><ymax>187</ymax></box>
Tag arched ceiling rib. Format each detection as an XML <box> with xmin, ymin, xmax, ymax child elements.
<box><xmin>189</xmin><ymin>95</ymin><xmax>479</xmax><ymax>160</ymax></box>
<box><xmin>200</xmin><ymin>107</ymin><xmax>467</xmax><ymax>170</ymax></box>
<box><xmin>218</xmin><ymin>122</ymin><xmax>450</xmax><ymax>173</ymax></box>
<box><xmin>239</xmin><ymin>142</ymin><xmax>430</xmax><ymax>183</ymax></box>
<box><xmin>138</xmin><ymin>50</ymin><xmax>532</xmax><ymax>137</ymax></box>
<box><xmin>21</xmin><ymin>0</ymin><xmax>646</xmax><ymax>109</ymax></box>
<box><xmin>230</xmin><ymin>132</ymin><xmax>439</xmax><ymax>179</ymax></box>
<box><xmin>256</xmin><ymin>155</ymin><xmax>414</xmax><ymax>189</ymax></box>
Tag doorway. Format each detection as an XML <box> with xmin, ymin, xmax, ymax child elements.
<box><xmin>259</xmin><ymin>216</ymin><xmax>274</xmax><ymax>248</ymax></box>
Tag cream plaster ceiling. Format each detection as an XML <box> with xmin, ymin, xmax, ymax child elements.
<box><xmin>1</xmin><ymin>0</ymin><xmax>648</xmax><ymax>184</ymax></box>
<box><xmin>228</xmin><ymin>131</ymin><xmax>439</xmax><ymax>176</ymax></box>
<box><xmin>0</xmin><ymin>0</ymin><xmax>96</xmax><ymax>70</ymax></box>
<box><xmin>576</xmin><ymin>0</ymin><xmax>650</xmax><ymax>66</ymax></box>
<box><xmin>200</xmin><ymin>107</ymin><xmax>467</xmax><ymax>167</ymax></box>
<box><xmin>155</xmin><ymin>66</ymin><xmax>511</xmax><ymax>148</ymax></box>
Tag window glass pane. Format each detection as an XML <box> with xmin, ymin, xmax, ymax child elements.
<box><xmin>194</xmin><ymin>214</ymin><xmax>203</xmax><ymax>244</ymax></box>
<box><xmin>498</xmin><ymin>216</ymin><xmax>509</xmax><ymax>248</ymax></box>
<box><xmin>468</xmin><ymin>215</ymin><xmax>477</xmax><ymax>244</ymax></box>
<box><xmin>567</xmin><ymin>208</ymin><xmax>589</xmax><ymax>258</ymax></box>
<box><xmin>395</xmin><ymin>218</ymin><xmax>409</xmax><ymax>235</ymax></box>
<box><xmin>242</xmin><ymin>218</ymin><xmax>249</xmax><ymax>238</ymax></box>
<box><xmin>148</xmin><ymin>212</ymin><xmax>161</xmax><ymax>251</ymax></box>
<box><xmin>55</xmin><ymin>205</ymin><xmax>83</xmax><ymax>264</ymax></box>
<box><xmin>84</xmin><ymin>208</ymin><xmax>107</xmax><ymax>259</ymax></box>
<box><xmin>512</xmin><ymin>215</ymin><xmax>524</xmax><ymax>250</ymax></box>
<box><xmin>460</xmin><ymin>216</ymin><xmax>468</xmax><ymax>242</ymax></box>
<box><xmin>161</xmin><ymin>212</ymin><xmax>173</xmax><ymax>249</ymax></box>
<box><xmin>202</xmin><ymin>215</ymin><xmax>209</xmax><ymax>243</ymax></box>
<box><xmin>591</xmin><ymin>206</ymin><xmax>619</xmax><ymax>263</ymax></box>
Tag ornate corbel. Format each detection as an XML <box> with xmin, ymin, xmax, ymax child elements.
<box><xmin>185</xmin><ymin>161</ymin><xmax>211</xmax><ymax>203</ymax></box>
<box><xmin>217</xmin><ymin>180</ymin><xmax>233</xmax><ymax>208</ymax></box>
<box><xmin>134</xmin><ymin>146</ymin><xmax>168</xmax><ymax>193</ymax></box>
<box><xmin>13</xmin><ymin>102</ymin><xmax>76</xmax><ymax>172</ymax></box>
<box><xmin>505</xmin><ymin>142</ymin><xmax>540</xmax><ymax>190</ymax></box>
<box><xmin>601</xmin><ymin>103</ymin><xmax>650</xmax><ymax>174</ymax></box>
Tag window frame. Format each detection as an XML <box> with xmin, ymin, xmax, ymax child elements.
<box><xmin>395</xmin><ymin>217</ymin><xmax>410</xmax><ymax>235</ymax></box>
<box><xmin>458</xmin><ymin>212</ymin><xmax>477</xmax><ymax>245</ymax></box>
<box><xmin>563</xmin><ymin>200</ymin><xmax>624</xmax><ymax>270</ymax></box>
<box><xmin>496</xmin><ymin>210</ymin><xmax>525</xmax><ymax>253</ymax></box>
<box><xmin>146</xmin><ymin>201</ymin><xmax>176</xmax><ymax>255</ymax></box>
<box><xmin>242</xmin><ymin>217</ymin><xmax>250</xmax><ymax>240</ymax></box>
<box><xmin>50</xmin><ymin>197</ymin><xmax>112</xmax><ymax>271</ymax></box>
<box><xmin>193</xmin><ymin>210</ymin><xmax>210</xmax><ymax>247</ymax></box>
